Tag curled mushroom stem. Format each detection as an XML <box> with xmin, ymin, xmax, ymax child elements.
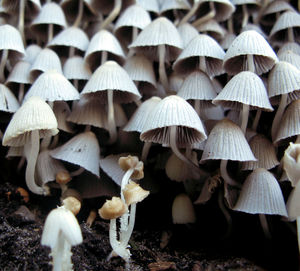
<box><xmin>192</xmin><ymin>2</ymin><xmax>216</xmax><ymax>27</ymax></box>
<box><xmin>242</xmin><ymin>5</ymin><xmax>249</xmax><ymax>28</ymax></box>
<box><xmin>178</xmin><ymin>1</ymin><xmax>201</xmax><ymax>26</ymax></box>
<box><xmin>18</xmin><ymin>0</ymin><xmax>26</xmax><ymax>45</ymax></box>
<box><xmin>0</xmin><ymin>49</ymin><xmax>8</xmax><ymax>83</ymax></box>
<box><xmin>73</xmin><ymin>0</ymin><xmax>84</xmax><ymax>27</ymax></box>
<box><xmin>158</xmin><ymin>44</ymin><xmax>169</xmax><ymax>92</ymax></box>
<box><xmin>259</xmin><ymin>213</ymin><xmax>272</xmax><ymax>239</ymax></box>
<box><xmin>141</xmin><ymin>141</ymin><xmax>152</xmax><ymax>163</ymax></box>
<box><xmin>220</xmin><ymin>159</ymin><xmax>240</xmax><ymax>187</ymax></box>
<box><xmin>107</xmin><ymin>89</ymin><xmax>117</xmax><ymax>144</ymax></box>
<box><xmin>100</xmin><ymin>0</ymin><xmax>122</xmax><ymax>30</ymax></box>
<box><xmin>25</xmin><ymin>130</ymin><xmax>45</xmax><ymax>195</ymax></box>
<box><xmin>169</xmin><ymin>126</ymin><xmax>208</xmax><ymax>177</ymax></box>
<box><xmin>240</xmin><ymin>103</ymin><xmax>249</xmax><ymax>134</ymax></box>
<box><xmin>271</xmin><ymin>93</ymin><xmax>287</xmax><ymax>140</ymax></box>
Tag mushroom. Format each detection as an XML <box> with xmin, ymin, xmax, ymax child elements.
<box><xmin>282</xmin><ymin>142</ymin><xmax>300</xmax><ymax>187</ymax></box>
<box><xmin>41</xmin><ymin>206</ymin><xmax>83</xmax><ymax>271</ymax></box>
<box><xmin>2</xmin><ymin>96</ymin><xmax>58</xmax><ymax>195</ymax></box>
<box><xmin>172</xmin><ymin>193</ymin><xmax>196</xmax><ymax>224</ymax></box>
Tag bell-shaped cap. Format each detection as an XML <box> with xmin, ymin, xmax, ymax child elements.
<box><xmin>173</xmin><ymin>34</ymin><xmax>225</xmax><ymax>77</ymax></box>
<box><xmin>0</xmin><ymin>84</ymin><xmax>20</xmax><ymax>113</ymax></box>
<box><xmin>172</xmin><ymin>193</ymin><xmax>196</xmax><ymax>224</ymax></box>
<box><xmin>41</xmin><ymin>206</ymin><xmax>83</xmax><ymax>249</ymax></box>
<box><xmin>81</xmin><ymin>61</ymin><xmax>141</xmax><ymax>104</ymax></box>
<box><xmin>129</xmin><ymin>17</ymin><xmax>182</xmax><ymax>62</ymax></box>
<box><xmin>48</xmin><ymin>26</ymin><xmax>89</xmax><ymax>52</ymax></box>
<box><xmin>24</xmin><ymin>70</ymin><xmax>80</xmax><ymax>102</ymax></box>
<box><xmin>282</xmin><ymin>143</ymin><xmax>300</xmax><ymax>187</ymax></box>
<box><xmin>3</xmin><ymin>96</ymin><xmax>58</xmax><ymax>147</ymax></box>
<box><xmin>0</xmin><ymin>24</ymin><xmax>25</xmax><ymax>56</ymax></box>
<box><xmin>119</xmin><ymin>155</ymin><xmax>144</xmax><ymax>180</ymax></box>
<box><xmin>63</xmin><ymin>56</ymin><xmax>92</xmax><ymax>81</ymax></box>
<box><xmin>85</xmin><ymin>30</ymin><xmax>125</xmax><ymax>71</ymax></box>
<box><xmin>50</xmin><ymin>131</ymin><xmax>100</xmax><ymax>177</ymax></box>
<box><xmin>23</xmin><ymin>44</ymin><xmax>42</xmax><ymax>64</ymax></box>
<box><xmin>201</xmin><ymin>118</ymin><xmax>256</xmax><ymax>161</ymax></box>
<box><xmin>268</xmin><ymin>61</ymin><xmax>300</xmax><ymax>105</ymax></box>
<box><xmin>234</xmin><ymin>168</ymin><xmax>288</xmax><ymax>216</ymax></box>
<box><xmin>278</xmin><ymin>50</ymin><xmax>300</xmax><ymax>70</ymax></box>
<box><xmin>223</xmin><ymin>30</ymin><xmax>278</xmax><ymax>75</ymax></box>
<box><xmin>177</xmin><ymin>23</ymin><xmax>199</xmax><ymax>49</ymax></box>
<box><xmin>99</xmin><ymin>196</ymin><xmax>128</xmax><ymax>220</ymax></box>
<box><xmin>124</xmin><ymin>96</ymin><xmax>161</xmax><ymax>133</ymax></box>
<box><xmin>275</xmin><ymin>100</ymin><xmax>300</xmax><ymax>144</ymax></box>
<box><xmin>241</xmin><ymin>134</ymin><xmax>279</xmax><ymax>170</ymax></box>
<box><xmin>213</xmin><ymin>71</ymin><xmax>273</xmax><ymax>111</ymax></box>
<box><xmin>136</xmin><ymin>0</ymin><xmax>160</xmax><ymax>14</ymax></box>
<box><xmin>6</xmin><ymin>61</ymin><xmax>32</xmax><ymax>87</ymax></box>
<box><xmin>140</xmin><ymin>95</ymin><xmax>207</xmax><ymax>147</ymax></box>
<box><xmin>197</xmin><ymin>19</ymin><xmax>226</xmax><ymax>41</ymax></box>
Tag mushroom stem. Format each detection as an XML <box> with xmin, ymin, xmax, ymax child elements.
<box><xmin>218</xmin><ymin>188</ymin><xmax>232</xmax><ymax>239</ymax></box>
<box><xmin>141</xmin><ymin>141</ymin><xmax>152</xmax><ymax>163</ymax></box>
<box><xmin>227</xmin><ymin>17</ymin><xmax>234</xmax><ymax>34</ymax></box>
<box><xmin>0</xmin><ymin>49</ymin><xmax>8</xmax><ymax>83</ymax></box>
<box><xmin>73</xmin><ymin>0</ymin><xmax>84</xmax><ymax>27</ymax></box>
<box><xmin>199</xmin><ymin>56</ymin><xmax>206</xmax><ymax>73</ymax></box>
<box><xmin>107</xmin><ymin>89</ymin><xmax>117</xmax><ymax>144</ymax></box>
<box><xmin>240</xmin><ymin>103</ymin><xmax>249</xmax><ymax>134</ymax></box>
<box><xmin>52</xmin><ymin>233</ymin><xmax>73</xmax><ymax>271</ymax></box>
<box><xmin>18</xmin><ymin>84</ymin><xmax>25</xmax><ymax>103</ymax></box>
<box><xmin>158</xmin><ymin>44</ymin><xmax>169</xmax><ymax>92</ymax></box>
<box><xmin>297</xmin><ymin>217</ymin><xmax>300</xmax><ymax>254</ymax></box>
<box><xmin>169</xmin><ymin>126</ymin><xmax>208</xmax><ymax>177</ymax></box>
<box><xmin>220</xmin><ymin>159</ymin><xmax>240</xmax><ymax>187</ymax></box>
<box><xmin>178</xmin><ymin>1</ymin><xmax>201</xmax><ymax>26</ymax></box>
<box><xmin>296</xmin><ymin>135</ymin><xmax>300</xmax><ymax>143</ymax></box>
<box><xmin>192</xmin><ymin>2</ymin><xmax>216</xmax><ymax>27</ymax></box>
<box><xmin>25</xmin><ymin>130</ymin><xmax>45</xmax><ymax>195</ymax></box>
<box><xmin>100</xmin><ymin>0</ymin><xmax>122</xmax><ymax>30</ymax></box>
<box><xmin>120</xmin><ymin>203</ymin><xmax>136</xmax><ymax>247</ymax></box>
<box><xmin>271</xmin><ymin>93</ymin><xmax>288</xmax><ymax>140</ymax></box>
<box><xmin>101</xmin><ymin>51</ymin><xmax>108</xmax><ymax>65</ymax></box>
<box><xmin>288</xmin><ymin>27</ymin><xmax>294</xmax><ymax>42</ymax></box>
<box><xmin>242</xmin><ymin>5</ymin><xmax>249</xmax><ymax>28</ymax></box>
<box><xmin>252</xmin><ymin>109</ymin><xmax>262</xmax><ymax>131</ymax></box>
<box><xmin>48</xmin><ymin>23</ymin><xmax>54</xmax><ymax>44</ymax></box>
<box><xmin>127</xmin><ymin>27</ymin><xmax>138</xmax><ymax>58</ymax></box>
<box><xmin>247</xmin><ymin>54</ymin><xmax>255</xmax><ymax>73</ymax></box>
<box><xmin>70</xmin><ymin>167</ymin><xmax>85</xmax><ymax>177</ymax></box>
<box><xmin>259</xmin><ymin>213</ymin><xmax>272</xmax><ymax>239</ymax></box>
<box><xmin>194</xmin><ymin>99</ymin><xmax>201</xmax><ymax>116</ymax></box>
<box><xmin>18</xmin><ymin>0</ymin><xmax>26</xmax><ymax>45</ymax></box>
<box><xmin>69</xmin><ymin>46</ymin><xmax>75</xmax><ymax>58</ymax></box>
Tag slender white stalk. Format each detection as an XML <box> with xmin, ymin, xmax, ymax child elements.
<box><xmin>240</xmin><ymin>104</ymin><xmax>249</xmax><ymax>134</ymax></box>
<box><xmin>141</xmin><ymin>141</ymin><xmax>152</xmax><ymax>163</ymax></box>
<box><xmin>192</xmin><ymin>2</ymin><xmax>216</xmax><ymax>27</ymax></box>
<box><xmin>18</xmin><ymin>0</ymin><xmax>26</xmax><ymax>45</ymax></box>
<box><xmin>194</xmin><ymin>100</ymin><xmax>201</xmax><ymax>116</ymax></box>
<box><xmin>158</xmin><ymin>44</ymin><xmax>169</xmax><ymax>92</ymax></box>
<box><xmin>178</xmin><ymin>2</ymin><xmax>201</xmax><ymax>26</ymax></box>
<box><xmin>259</xmin><ymin>213</ymin><xmax>272</xmax><ymax>239</ymax></box>
<box><xmin>199</xmin><ymin>56</ymin><xmax>206</xmax><ymax>73</ymax></box>
<box><xmin>247</xmin><ymin>54</ymin><xmax>255</xmax><ymax>73</ymax></box>
<box><xmin>25</xmin><ymin>130</ymin><xmax>45</xmax><ymax>195</ymax></box>
<box><xmin>297</xmin><ymin>217</ymin><xmax>300</xmax><ymax>254</ymax></box>
<box><xmin>73</xmin><ymin>0</ymin><xmax>83</xmax><ymax>27</ymax></box>
<box><xmin>127</xmin><ymin>27</ymin><xmax>138</xmax><ymax>58</ymax></box>
<box><xmin>100</xmin><ymin>0</ymin><xmax>122</xmax><ymax>30</ymax></box>
<box><xmin>288</xmin><ymin>27</ymin><xmax>294</xmax><ymax>42</ymax></box>
<box><xmin>0</xmin><ymin>49</ymin><xmax>8</xmax><ymax>83</ymax></box>
<box><xmin>252</xmin><ymin>109</ymin><xmax>262</xmax><ymax>131</ymax></box>
<box><xmin>242</xmin><ymin>5</ymin><xmax>249</xmax><ymax>28</ymax></box>
<box><xmin>121</xmin><ymin>203</ymin><xmax>136</xmax><ymax>247</ymax></box>
<box><xmin>220</xmin><ymin>159</ymin><xmax>240</xmax><ymax>187</ymax></box>
<box><xmin>101</xmin><ymin>51</ymin><xmax>108</xmax><ymax>65</ymax></box>
<box><xmin>107</xmin><ymin>89</ymin><xmax>117</xmax><ymax>144</ymax></box>
<box><xmin>18</xmin><ymin>84</ymin><xmax>24</xmax><ymax>103</ymax></box>
<box><xmin>271</xmin><ymin>93</ymin><xmax>287</xmax><ymax>140</ymax></box>
<box><xmin>48</xmin><ymin>24</ymin><xmax>54</xmax><ymax>44</ymax></box>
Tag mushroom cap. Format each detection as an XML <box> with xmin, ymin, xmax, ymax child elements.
<box><xmin>268</xmin><ymin>61</ymin><xmax>300</xmax><ymax>104</ymax></box>
<box><xmin>124</xmin><ymin>96</ymin><xmax>161</xmax><ymax>133</ymax></box>
<box><xmin>223</xmin><ymin>30</ymin><xmax>278</xmax><ymax>75</ymax></box>
<box><xmin>172</xmin><ymin>193</ymin><xmax>196</xmax><ymax>224</ymax></box>
<box><xmin>241</xmin><ymin>134</ymin><xmax>279</xmax><ymax>170</ymax></box>
<box><xmin>274</xmin><ymin>99</ymin><xmax>300</xmax><ymax>144</ymax></box>
<box><xmin>123</xmin><ymin>55</ymin><xmax>156</xmax><ymax>87</ymax></box>
<box><xmin>277</xmin><ymin>41</ymin><xmax>300</xmax><ymax>55</ymax></box>
<box><xmin>269</xmin><ymin>11</ymin><xmax>300</xmax><ymax>42</ymax></box>
<box><xmin>3</xmin><ymin>96</ymin><xmax>58</xmax><ymax>147</ymax></box>
<box><xmin>23</xmin><ymin>44</ymin><xmax>42</xmax><ymax>64</ymax></box>
<box><xmin>140</xmin><ymin>95</ymin><xmax>207</xmax><ymax>147</ymax></box>
<box><xmin>48</xmin><ymin>26</ymin><xmax>89</xmax><ymax>52</ymax></box>
<box><xmin>123</xmin><ymin>181</ymin><xmax>149</xmax><ymax>206</ymax></box>
<box><xmin>6</xmin><ymin>61</ymin><xmax>32</xmax><ymax>86</ymax></box>
<box><xmin>177</xmin><ymin>23</ymin><xmax>199</xmax><ymax>49</ymax></box>
<box><xmin>234</xmin><ymin>168</ymin><xmax>288</xmax><ymax>216</ymax></box>
<box><xmin>2</xmin><ymin>0</ymin><xmax>41</xmax><ymax>15</ymax></box>
<box><xmin>53</xmin><ymin>101</ymin><xmax>74</xmax><ymax>133</ymax></box>
<box><xmin>197</xmin><ymin>19</ymin><xmax>227</xmax><ymax>41</ymax></box>
<box><xmin>84</xmin><ymin>30</ymin><xmax>125</xmax><ymax>71</ymax></box>
<box><xmin>136</xmin><ymin>0</ymin><xmax>160</xmax><ymax>14</ymax></box>
<box><xmin>63</xmin><ymin>56</ymin><xmax>92</xmax><ymax>81</ymax></box>
<box><xmin>177</xmin><ymin>70</ymin><xmax>217</xmax><ymax>107</ymax></box>
<box><xmin>129</xmin><ymin>17</ymin><xmax>182</xmax><ymax>62</ymax></box>
<box><xmin>98</xmin><ymin>196</ymin><xmax>128</xmax><ymax>220</ymax></box>
<box><xmin>282</xmin><ymin>142</ymin><xmax>300</xmax><ymax>187</ymax></box>
<box><xmin>0</xmin><ymin>24</ymin><xmax>25</xmax><ymax>56</ymax></box>
<box><xmin>30</xmin><ymin>48</ymin><xmax>63</xmax><ymax>80</ymax></box>
<box><xmin>119</xmin><ymin>155</ymin><xmax>144</xmax><ymax>180</ymax></box>
<box><xmin>81</xmin><ymin>60</ymin><xmax>141</xmax><ymax>104</ymax></box>
<box><xmin>201</xmin><ymin>118</ymin><xmax>256</xmax><ymax>161</ymax></box>
<box><xmin>278</xmin><ymin>50</ymin><xmax>300</xmax><ymax>70</ymax></box>
<box><xmin>173</xmin><ymin>34</ymin><xmax>225</xmax><ymax>77</ymax></box>
<box><xmin>160</xmin><ymin>0</ymin><xmax>191</xmax><ymax>14</ymax></box>
<box><xmin>0</xmin><ymin>84</ymin><xmax>20</xmax><ymax>113</ymax></box>
<box><xmin>50</xmin><ymin>131</ymin><xmax>100</xmax><ymax>177</ymax></box>
<box><xmin>213</xmin><ymin>71</ymin><xmax>273</xmax><ymax>111</ymax></box>
<box><xmin>24</xmin><ymin>70</ymin><xmax>80</xmax><ymax>102</ymax></box>
<box><xmin>41</xmin><ymin>206</ymin><xmax>83</xmax><ymax>249</ymax></box>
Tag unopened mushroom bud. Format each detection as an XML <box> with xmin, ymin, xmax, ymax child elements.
<box><xmin>123</xmin><ymin>181</ymin><xmax>149</xmax><ymax>206</ymax></box>
<box><xmin>56</xmin><ymin>170</ymin><xmax>72</xmax><ymax>185</ymax></box>
<box><xmin>62</xmin><ymin>196</ymin><xmax>81</xmax><ymax>215</ymax></box>
<box><xmin>99</xmin><ymin>197</ymin><xmax>128</xmax><ymax>220</ymax></box>
<box><xmin>172</xmin><ymin>193</ymin><xmax>196</xmax><ymax>224</ymax></box>
<box><xmin>119</xmin><ymin>155</ymin><xmax>144</xmax><ymax>180</ymax></box>
<box><xmin>283</xmin><ymin>143</ymin><xmax>300</xmax><ymax>187</ymax></box>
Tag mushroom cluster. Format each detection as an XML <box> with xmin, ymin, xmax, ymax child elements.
<box><xmin>0</xmin><ymin>0</ymin><xmax>300</xmax><ymax>269</ymax></box>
